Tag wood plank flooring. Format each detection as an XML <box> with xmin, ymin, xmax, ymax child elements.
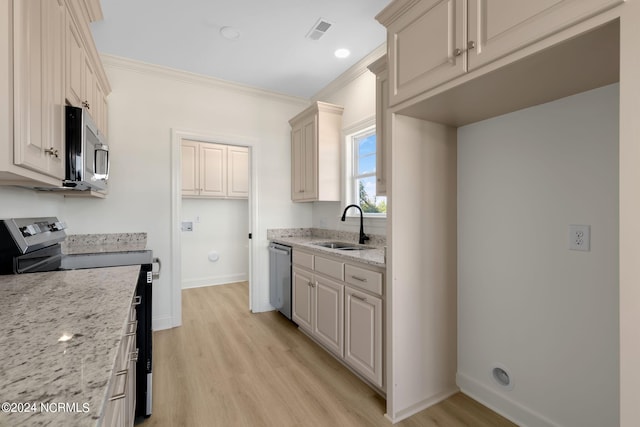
<box><xmin>139</xmin><ymin>282</ymin><xmax>516</xmax><ymax>427</ymax></box>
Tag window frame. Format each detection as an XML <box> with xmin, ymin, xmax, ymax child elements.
<box><xmin>343</xmin><ymin>117</ymin><xmax>386</xmax><ymax>219</ymax></box>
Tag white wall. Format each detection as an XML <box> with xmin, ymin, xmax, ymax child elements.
<box><xmin>0</xmin><ymin>187</ymin><xmax>65</xmax><ymax>218</ymax></box>
<box><xmin>311</xmin><ymin>49</ymin><xmax>387</xmax><ymax>237</ymax></box>
<box><xmin>60</xmin><ymin>56</ymin><xmax>312</xmax><ymax>329</ymax></box>
<box><xmin>457</xmin><ymin>84</ymin><xmax>619</xmax><ymax>427</ymax></box>
<box><xmin>181</xmin><ymin>198</ymin><xmax>248</xmax><ymax>288</ymax></box>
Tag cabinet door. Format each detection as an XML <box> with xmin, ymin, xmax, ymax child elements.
<box><xmin>83</xmin><ymin>56</ymin><xmax>96</xmax><ymax>113</ymax></box>
<box><xmin>181</xmin><ymin>140</ymin><xmax>199</xmax><ymax>196</ymax></box>
<box><xmin>42</xmin><ymin>0</ymin><xmax>65</xmax><ymax>179</ymax></box>
<box><xmin>375</xmin><ymin>67</ymin><xmax>388</xmax><ymax>196</ymax></box>
<box><xmin>468</xmin><ymin>0</ymin><xmax>624</xmax><ymax>70</ymax></box>
<box><xmin>313</xmin><ymin>276</ymin><xmax>344</xmax><ymax>357</ymax></box>
<box><xmin>65</xmin><ymin>9</ymin><xmax>83</xmax><ymax>107</ymax></box>
<box><xmin>344</xmin><ymin>287</ymin><xmax>383</xmax><ymax>388</ymax></box>
<box><xmin>387</xmin><ymin>0</ymin><xmax>465</xmax><ymax>106</ymax></box>
<box><xmin>292</xmin><ymin>267</ymin><xmax>314</xmax><ymax>332</ymax></box>
<box><xmin>301</xmin><ymin>117</ymin><xmax>317</xmax><ymax>200</ymax></box>
<box><xmin>227</xmin><ymin>146</ymin><xmax>249</xmax><ymax>198</ymax></box>
<box><xmin>199</xmin><ymin>143</ymin><xmax>227</xmax><ymax>197</ymax></box>
<box><xmin>291</xmin><ymin>124</ymin><xmax>305</xmax><ymax>200</ymax></box>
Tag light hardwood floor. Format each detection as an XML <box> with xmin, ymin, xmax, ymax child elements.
<box><xmin>140</xmin><ymin>282</ymin><xmax>516</xmax><ymax>427</ymax></box>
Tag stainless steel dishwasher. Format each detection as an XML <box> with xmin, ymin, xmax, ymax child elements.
<box><xmin>269</xmin><ymin>242</ymin><xmax>292</xmax><ymax>319</ymax></box>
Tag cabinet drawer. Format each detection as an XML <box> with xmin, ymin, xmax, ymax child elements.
<box><xmin>344</xmin><ymin>264</ymin><xmax>382</xmax><ymax>296</ymax></box>
<box><xmin>293</xmin><ymin>250</ymin><xmax>313</xmax><ymax>270</ymax></box>
<box><xmin>314</xmin><ymin>256</ymin><xmax>344</xmax><ymax>281</ymax></box>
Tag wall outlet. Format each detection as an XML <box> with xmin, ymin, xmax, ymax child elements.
<box><xmin>181</xmin><ymin>221</ymin><xmax>193</xmax><ymax>232</ymax></box>
<box><xmin>569</xmin><ymin>224</ymin><xmax>590</xmax><ymax>251</ymax></box>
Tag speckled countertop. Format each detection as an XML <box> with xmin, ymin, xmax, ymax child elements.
<box><xmin>62</xmin><ymin>233</ymin><xmax>147</xmax><ymax>255</ymax></box>
<box><xmin>268</xmin><ymin>228</ymin><xmax>386</xmax><ymax>267</ymax></box>
<box><xmin>0</xmin><ymin>266</ymin><xmax>140</xmax><ymax>427</ymax></box>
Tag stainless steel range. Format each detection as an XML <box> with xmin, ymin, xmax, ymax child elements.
<box><xmin>0</xmin><ymin>217</ymin><xmax>158</xmax><ymax>420</ymax></box>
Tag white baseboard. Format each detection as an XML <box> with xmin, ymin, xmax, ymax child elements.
<box><xmin>456</xmin><ymin>372</ymin><xmax>561</xmax><ymax>427</ymax></box>
<box><xmin>181</xmin><ymin>273</ymin><xmax>247</xmax><ymax>289</ymax></box>
<box><xmin>152</xmin><ymin>315</ymin><xmax>174</xmax><ymax>331</ymax></box>
<box><xmin>385</xmin><ymin>388</ymin><xmax>459</xmax><ymax>424</ymax></box>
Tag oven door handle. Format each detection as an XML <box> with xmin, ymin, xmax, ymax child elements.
<box><xmin>16</xmin><ymin>253</ymin><xmax>63</xmax><ymax>274</ymax></box>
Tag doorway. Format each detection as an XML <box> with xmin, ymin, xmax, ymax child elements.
<box><xmin>170</xmin><ymin>129</ymin><xmax>258</xmax><ymax>327</ymax></box>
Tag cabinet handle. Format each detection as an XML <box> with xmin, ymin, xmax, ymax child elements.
<box><xmin>132</xmin><ymin>295</ymin><xmax>142</xmax><ymax>306</ymax></box>
<box><xmin>125</xmin><ymin>320</ymin><xmax>138</xmax><ymax>337</ymax></box>
<box><xmin>352</xmin><ymin>294</ymin><xmax>367</xmax><ymax>302</ymax></box>
<box><xmin>44</xmin><ymin>147</ymin><xmax>59</xmax><ymax>158</ymax></box>
<box><xmin>308</xmin><ymin>281</ymin><xmax>315</xmax><ymax>288</ymax></box>
<box><xmin>467</xmin><ymin>40</ymin><xmax>476</xmax><ymax>50</ymax></box>
<box><xmin>109</xmin><ymin>370</ymin><xmax>128</xmax><ymax>401</ymax></box>
<box><xmin>130</xmin><ymin>348</ymin><xmax>139</xmax><ymax>362</ymax></box>
<box><xmin>350</xmin><ymin>275</ymin><xmax>368</xmax><ymax>282</ymax></box>
<box><xmin>82</xmin><ymin>100</ymin><xmax>90</xmax><ymax>109</ymax></box>
<box><xmin>454</xmin><ymin>48</ymin><xmax>462</xmax><ymax>57</ymax></box>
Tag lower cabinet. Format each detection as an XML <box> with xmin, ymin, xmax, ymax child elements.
<box><xmin>292</xmin><ymin>249</ymin><xmax>384</xmax><ymax>391</ymax></box>
<box><xmin>102</xmin><ymin>297</ymin><xmax>138</xmax><ymax>427</ymax></box>
<box><xmin>345</xmin><ymin>286</ymin><xmax>383</xmax><ymax>388</ymax></box>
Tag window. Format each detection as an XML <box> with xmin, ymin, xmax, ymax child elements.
<box><xmin>347</xmin><ymin>125</ymin><xmax>386</xmax><ymax>216</ymax></box>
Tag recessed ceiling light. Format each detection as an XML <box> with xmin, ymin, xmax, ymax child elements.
<box><xmin>220</xmin><ymin>26</ymin><xmax>241</xmax><ymax>41</ymax></box>
<box><xmin>334</xmin><ymin>48</ymin><xmax>350</xmax><ymax>59</ymax></box>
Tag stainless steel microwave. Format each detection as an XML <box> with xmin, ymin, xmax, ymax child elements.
<box><xmin>64</xmin><ymin>106</ymin><xmax>109</xmax><ymax>191</ymax></box>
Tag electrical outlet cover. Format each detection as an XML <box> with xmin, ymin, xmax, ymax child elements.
<box><xmin>569</xmin><ymin>224</ymin><xmax>590</xmax><ymax>251</ymax></box>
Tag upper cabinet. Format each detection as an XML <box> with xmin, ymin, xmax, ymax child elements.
<box><xmin>0</xmin><ymin>0</ymin><xmax>111</xmax><ymax>187</ymax></box>
<box><xmin>289</xmin><ymin>101</ymin><xmax>343</xmax><ymax>202</ymax></box>
<box><xmin>377</xmin><ymin>0</ymin><xmax>624</xmax><ymax>107</ymax></box>
<box><xmin>367</xmin><ymin>56</ymin><xmax>389</xmax><ymax>196</ymax></box>
<box><xmin>181</xmin><ymin>140</ymin><xmax>249</xmax><ymax>199</ymax></box>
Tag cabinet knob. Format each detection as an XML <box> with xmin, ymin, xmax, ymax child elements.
<box><xmin>467</xmin><ymin>40</ymin><xmax>476</xmax><ymax>50</ymax></box>
<box><xmin>82</xmin><ymin>100</ymin><xmax>90</xmax><ymax>109</ymax></box>
<box><xmin>454</xmin><ymin>48</ymin><xmax>462</xmax><ymax>57</ymax></box>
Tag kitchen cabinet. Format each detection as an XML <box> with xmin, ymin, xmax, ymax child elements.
<box><xmin>345</xmin><ymin>286</ymin><xmax>383</xmax><ymax>388</ymax></box>
<box><xmin>65</xmin><ymin>3</ymin><xmax>109</xmax><ymax>137</ymax></box>
<box><xmin>12</xmin><ymin>0</ymin><xmax>65</xmax><ymax>180</ymax></box>
<box><xmin>289</xmin><ymin>102</ymin><xmax>343</xmax><ymax>202</ymax></box>
<box><xmin>0</xmin><ymin>0</ymin><xmax>110</xmax><ymax>188</ymax></box>
<box><xmin>378</xmin><ymin>0</ymin><xmax>623</xmax><ymax>106</ymax></box>
<box><xmin>102</xmin><ymin>295</ymin><xmax>138</xmax><ymax>427</ymax></box>
<box><xmin>367</xmin><ymin>55</ymin><xmax>389</xmax><ymax>196</ymax></box>
<box><xmin>181</xmin><ymin>140</ymin><xmax>249</xmax><ymax>199</ymax></box>
<box><xmin>291</xmin><ymin>248</ymin><xmax>384</xmax><ymax>389</ymax></box>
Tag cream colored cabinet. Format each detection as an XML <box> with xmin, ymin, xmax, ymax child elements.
<box><xmin>102</xmin><ymin>296</ymin><xmax>137</xmax><ymax>427</ymax></box>
<box><xmin>345</xmin><ymin>286</ymin><xmax>383</xmax><ymax>388</ymax></box>
<box><xmin>378</xmin><ymin>0</ymin><xmax>623</xmax><ymax>106</ymax></box>
<box><xmin>12</xmin><ymin>0</ymin><xmax>65</xmax><ymax>179</ymax></box>
<box><xmin>0</xmin><ymin>0</ymin><xmax>110</xmax><ymax>188</ymax></box>
<box><xmin>227</xmin><ymin>145</ymin><xmax>249</xmax><ymax>198</ymax></box>
<box><xmin>289</xmin><ymin>102</ymin><xmax>343</xmax><ymax>202</ymax></box>
<box><xmin>367</xmin><ymin>55</ymin><xmax>389</xmax><ymax>196</ymax></box>
<box><xmin>181</xmin><ymin>140</ymin><xmax>249</xmax><ymax>199</ymax></box>
<box><xmin>292</xmin><ymin>266</ymin><xmax>314</xmax><ymax>331</ymax></box>
<box><xmin>291</xmin><ymin>248</ymin><xmax>384</xmax><ymax>390</ymax></box>
<box><xmin>64</xmin><ymin>1</ymin><xmax>109</xmax><ymax>136</ymax></box>
<box><xmin>313</xmin><ymin>275</ymin><xmax>344</xmax><ymax>357</ymax></box>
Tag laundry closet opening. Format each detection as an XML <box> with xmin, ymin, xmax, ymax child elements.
<box><xmin>180</xmin><ymin>139</ymin><xmax>251</xmax><ymax>291</ymax></box>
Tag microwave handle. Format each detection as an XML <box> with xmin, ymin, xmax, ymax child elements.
<box><xmin>95</xmin><ymin>144</ymin><xmax>110</xmax><ymax>179</ymax></box>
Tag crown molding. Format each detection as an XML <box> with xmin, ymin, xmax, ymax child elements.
<box><xmin>311</xmin><ymin>43</ymin><xmax>387</xmax><ymax>102</ymax></box>
<box><xmin>100</xmin><ymin>54</ymin><xmax>310</xmax><ymax>105</ymax></box>
<box><xmin>375</xmin><ymin>0</ymin><xmax>422</xmax><ymax>26</ymax></box>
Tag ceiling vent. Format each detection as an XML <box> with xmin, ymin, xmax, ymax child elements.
<box><xmin>306</xmin><ymin>18</ymin><xmax>333</xmax><ymax>40</ymax></box>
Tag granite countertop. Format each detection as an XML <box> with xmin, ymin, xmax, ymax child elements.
<box><xmin>268</xmin><ymin>228</ymin><xmax>386</xmax><ymax>267</ymax></box>
<box><xmin>62</xmin><ymin>233</ymin><xmax>147</xmax><ymax>255</ymax></box>
<box><xmin>0</xmin><ymin>266</ymin><xmax>140</xmax><ymax>427</ymax></box>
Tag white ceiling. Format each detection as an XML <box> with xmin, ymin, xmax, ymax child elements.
<box><xmin>90</xmin><ymin>0</ymin><xmax>391</xmax><ymax>99</ymax></box>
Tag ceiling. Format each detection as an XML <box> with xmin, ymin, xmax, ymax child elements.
<box><xmin>90</xmin><ymin>0</ymin><xmax>391</xmax><ymax>99</ymax></box>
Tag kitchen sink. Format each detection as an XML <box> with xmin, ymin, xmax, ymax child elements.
<box><xmin>311</xmin><ymin>241</ymin><xmax>372</xmax><ymax>251</ymax></box>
